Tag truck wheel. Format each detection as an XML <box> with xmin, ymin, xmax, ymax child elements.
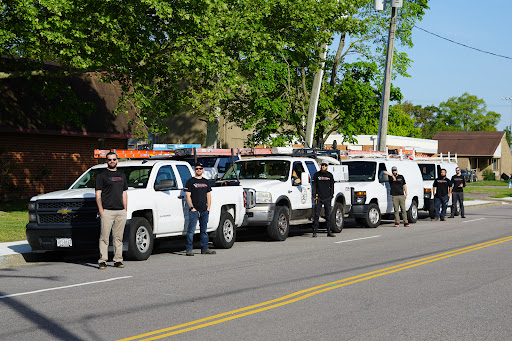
<box><xmin>126</xmin><ymin>217</ymin><xmax>154</xmax><ymax>261</ymax></box>
<box><xmin>330</xmin><ymin>203</ymin><xmax>344</xmax><ymax>233</ymax></box>
<box><xmin>267</xmin><ymin>206</ymin><xmax>290</xmax><ymax>241</ymax></box>
<box><xmin>364</xmin><ymin>203</ymin><xmax>380</xmax><ymax>228</ymax></box>
<box><xmin>407</xmin><ymin>200</ymin><xmax>418</xmax><ymax>223</ymax></box>
<box><xmin>213</xmin><ymin>212</ymin><xmax>236</xmax><ymax>249</ymax></box>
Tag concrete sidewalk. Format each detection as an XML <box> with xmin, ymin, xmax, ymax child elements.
<box><xmin>1</xmin><ymin>199</ymin><xmax>509</xmax><ymax>267</ymax></box>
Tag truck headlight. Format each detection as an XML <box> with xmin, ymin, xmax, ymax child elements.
<box><xmin>354</xmin><ymin>191</ymin><xmax>366</xmax><ymax>205</ymax></box>
<box><xmin>256</xmin><ymin>191</ymin><xmax>272</xmax><ymax>204</ymax></box>
<box><xmin>28</xmin><ymin>202</ymin><xmax>36</xmax><ymax>211</ymax></box>
<box><xmin>424</xmin><ymin>188</ymin><xmax>432</xmax><ymax>199</ymax></box>
<box><xmin>29</xmin><ymin>213</ymin><xmax>37</xmax><ymax>222</ymax></box>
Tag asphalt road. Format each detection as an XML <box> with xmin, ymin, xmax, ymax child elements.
<box><xmin>1</xmin><ymin>204</ymin><xmax>512</xmax><ymax>341</ymax></box>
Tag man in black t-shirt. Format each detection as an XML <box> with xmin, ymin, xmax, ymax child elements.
<box><xmin>449</xmin><ymin>167</ymin><xmax>466</xmax><ymax>219</ymax></box>
<box><xmin>382</xmin><ymin>166</ymin><xmax>409</xmax><ymax>227</ymax></box>
<box><xmin>433</xmin><ymin>168</ymin><xmax>452</xmax><ymax>221</ymax></box>
<box><xmin>184</xmin><ymin>163</ymin><xmax>215</xmax><ymax>256</ymax></box>
<box><xmin>312</xmin><ymin>162</ymin><xmax>335</xmax><ymax>238</ymax></box>
<box><xmin>95</xmin><ymin>151</ymin><xmax>128</xmax><ymax>270</ymax></box>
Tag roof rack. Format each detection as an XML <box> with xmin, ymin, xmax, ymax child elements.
<box><xmin>412</xmin><ymin>152</ymin><xmax>458</xmax><ymax>163</ymax></box>
<box><xmin>94</xmin><ymin>149</ymin><xmax>175</xmax><ymax>159</ymax></box>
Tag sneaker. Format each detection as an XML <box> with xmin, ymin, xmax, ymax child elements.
<box><xmin>440</xmin><ymin>218</ymin><xmax>446</xmax><ymax>221</ymax></box>
<box><xmin>312</xmin><ymin>233</ymin><xmax>317</xmax><ymax>238</ymax></box>
<box><xmin>404</xmin><ymin>223</ymin><xmax>410</xmax><ymax>227</ymax></box>
<box><xmin>394</xmin><ymin>223</ymin><xmax>400</xmax><ymax>227</ymax></box>
<box><xmin>201</xmin><ymin>249</ymin><xmax>216</xmax><ymax>255</ymax></box>
<box><xmin>327</xmin><ymin>232</ymin><xmax>336</xmax><ymax>237</ymax></box>
<box><xmin>461</xmin><ymin>216</ymin><xmax>466</xmax><ymax>218</ymax></box>
<box><xmin>448</xmin><ymin>216</ymin><xmax>454</xmax><ymax>219</ymax></box>
<box><xmin>186</xmin><ymin>250</ymin><xmax>194</xmax><ymax>256</ymax></box>
<box><xmin>98</xmin><ymin>262</ymin><xmax>107</xmax><ymax>270</ymax></box>
<box><xmin>432</xmin><ymin>218</ymin><xmax>439</xmax><ymax>221</ymax></box>
<box><xmin>113</xmin><ymin>262</ymin><xmax>125</xmax><ymax>268</ymax></box>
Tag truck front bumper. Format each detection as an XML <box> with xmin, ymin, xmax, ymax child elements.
<box><xmin>243</xmin><ymin>204</ymin><xmax>276</xmax><ymax>226</ymax></box>
<box><xmin>349</xmin><ymin>204</ymin><xmax>369</xmax><ymax>218</ymax></box>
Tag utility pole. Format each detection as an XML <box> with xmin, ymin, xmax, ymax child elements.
<box><xmin>501</xmin><ymin>96</ymin><xmax>512</xmax><ymax>147</ymax></box>
<box><xmin>305</xmin><ymin>43</ymin><xmax>328</xmax><ymax>148</ymax></box>
<box><xmin>376</xmin><ymin>0</ymin><xmax>402</xmax><ymax>151</ymax></box>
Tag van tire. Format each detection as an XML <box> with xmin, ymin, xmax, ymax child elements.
<box><xmin>213</xmin><ymin>212</ymin><xmax>236</xmax><ymax>249</ymax></box>
<box><xmin>330</xmin><ymin>203</ymin><xmax>344</xmax><ymax>233</ymax></box>
<box><xmin>126</xmin><ymin>217</ymin><xmax>153</xmax><ymax>261</ymax></box>
<box><xmin>364</xmin><ymin>203</ymin><xmax>380</xmax><ymax>228</ymax></box>
<box><xmin>407</xmin><ymin>200</ymin><xmax>418</xmax><ymax>223</ymax></box>
<box><xmin>267</xmin><ymin>206</ymin><xmax>290</xmax><ymax>241</ymax></box>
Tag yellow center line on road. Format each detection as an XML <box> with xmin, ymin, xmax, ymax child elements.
<box><xmin>118</xmin><ymin>235</ymin><xmax>512</xmax><ymax>341</ymax></box>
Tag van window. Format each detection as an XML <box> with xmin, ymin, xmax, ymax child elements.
<box><xmin>418</xmin><ymin>163</ymin><xmax>435</xmax><ymax>180</ymax></box>
<box><xmin>341</xmin><ymin>161</ymin><xmax>376</xmax><ymax>182</ymax></box>
<box><xmin>154</xmin><ymin>166</ymin><xmax>177</xmax><ymax>189</ymax></box>
<box><xmin>377</xmin><ymin>163</ymin><xmax>387</xmax><ymax>179</ymax></box>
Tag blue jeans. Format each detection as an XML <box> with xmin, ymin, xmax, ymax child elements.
<box><xmin>434</xmin><ymin>195</ymin><xmax>449</xmax><ymax>219</ymax></box>
<box><xmin>186</xmin><ymin>210</ymin><xmax>209</xmax><ymax>251</ymax></box>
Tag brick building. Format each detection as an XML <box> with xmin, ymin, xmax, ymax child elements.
<box><xmin>0</xmin><ymin>71</ymin><xmax>141</xmax><ymax>200</ymax></box>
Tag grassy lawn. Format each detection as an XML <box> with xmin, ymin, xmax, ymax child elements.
<box><xmin>467</xmin><ymin>180</ymin><xmax>509</xmax><ymax>187</ymax></box>
<box><xmin>464</xmin><ymin>186</ymin><xmax>512</xmax><ymax>198</ymax></box>
<box><xmin>0</xmin><ymin>200</ymin><xmax>28</xmax><ymax>242</ymax></box>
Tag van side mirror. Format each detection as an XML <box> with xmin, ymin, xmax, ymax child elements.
<box><xmin>155</xmin><ymin>179</ymin><xmax>176</xmax><ymax>191</ymax></box>
<box><xmin>379</xmin><ymin>174</ymin><xmax>389</xmax><ymax>183</ymax></box>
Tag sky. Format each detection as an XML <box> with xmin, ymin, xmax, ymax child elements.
<box><xmin>330</xmin><ymin>0</ymin><xmax>512</xmax><ymax>131</ymax></box>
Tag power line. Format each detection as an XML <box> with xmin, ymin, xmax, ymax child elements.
<box><xmin>414</xmin><ymin>25</ymin><xmax>512</xmax><ymax>61</ymax></box>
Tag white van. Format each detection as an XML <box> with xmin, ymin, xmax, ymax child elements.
<box><xmin>341</xmin><ymin>159</ymin><xmax>425</xmax><ymax>228</ymax></box>
<box><xmin>416</xmin><ymin>160</ymin><xmax>459</xmax><ymax>218</ymax></box>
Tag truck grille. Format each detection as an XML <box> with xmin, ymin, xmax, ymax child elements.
<box><xmin>35</xmin><ymin>199</ymin><xmax>99</xmax><ymax>225</ymax></box>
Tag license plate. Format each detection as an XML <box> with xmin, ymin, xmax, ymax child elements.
<box><xmin>56</xmin><ymin>238</ymin><xmax>72</xmax><ymax>247</ymax></box>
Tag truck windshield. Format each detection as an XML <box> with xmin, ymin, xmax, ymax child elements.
<box><xmin>222</xmin><ymin>160</ymin><xmax>290</xmax><ymax>181</ymax></box>
<box><xmin>418</xmin><ymin>163</ymin><xmax>435</xmax><ymax>180</ymax></box>
<box><xmin>342</xmin><ymin>161</ymin><xmax>376</xmax><ymax>182</ymax></box>
<box><xmin>71</xmin><ymin>166</ymin><xmax>153</xmax><ymax>189</ymax></box>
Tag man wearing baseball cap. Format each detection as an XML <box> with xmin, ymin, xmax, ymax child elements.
<box><xmin>382</xmin><ymin>166</ymin><xmax>409</xmax><ymax>227</ymax></box>
<box><xmin>311</xmin><ymin>162</ymin><xmax>335</xmax><ymax>237</ymax></box>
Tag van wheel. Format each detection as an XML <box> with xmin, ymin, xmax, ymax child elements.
<box><xmin>364</xmin><ymin>203</ymin><xmax>380</xmax><ymax>228</ymax></box>
<box><xmin>267</xmin><ymin>206</ymin><xmax>290</xmax><ymax>241</ymax></box>
<box><xmin>407</xmin><ymin>200</ymin><xmax>418</xmax><ymax>223</ymax></box>
<box><xmin>213</xmin><ymin>212</ymin><xmax>236</xmax><ymax>249</ymax></box>
<box><xmin>126</xmin><ymin>217</ymin><xmax>154</xmax><ymax>261</ymax></box>
<box><xmin>330</xmin><ymin>203</ymin><xmax>344</xmax><ymax>233</ymax></box>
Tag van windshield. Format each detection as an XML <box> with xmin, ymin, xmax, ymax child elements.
<box><xmin>72</xmin><ymin>167</ymin><xmax>153</xmax><ymax>189</ymax></box>
<box><xmin>342</xmin><ymin>161</ymin><xmax>376</xmax><ymax>182</ymax></box>
<box><xmin>222</xmin><ymin>160</ymin><xmax>290</xmax><ymax>181</ymax></box>
<box><xmin>418</xmin><ymin>163</ymin><xmax>435</xmax><ymax>180</ymax></box>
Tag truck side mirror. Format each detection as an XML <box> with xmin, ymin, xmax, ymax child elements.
<box><xmin>155</xmin><ymin>179</ymin><xmax>176</xmax><ymax>191</ymax></box>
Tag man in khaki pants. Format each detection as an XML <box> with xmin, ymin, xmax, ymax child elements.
<box><xmin>95</xmin><ymin>151</ymin><xmax>128</xmax><ymax>269</ymax></box>
<box><xmin>382</xmin><ymin>166</ymin><xmax>409</xmax><ymax>227</ymax></box>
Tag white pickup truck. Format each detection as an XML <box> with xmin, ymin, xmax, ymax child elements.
<box><xmin>222</xmin><ymin>156</ymin><xmax>352</xmax><ymax>241</ymax></box>
<box><xmin>26</xmin><ymin>160</ymin><xmax>254</xmax><ymax>260</ymax></box>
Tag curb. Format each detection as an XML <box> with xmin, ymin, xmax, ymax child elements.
<box><xmin>0</xmin><ymin>253</ymin><xmax>41</xmax><ymax>268</ymax></box>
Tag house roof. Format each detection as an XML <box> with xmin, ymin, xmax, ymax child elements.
<box><xmin>433</xmin><ymin>131</ymin><xmax>505</xmax><ymax>156</ymax></box>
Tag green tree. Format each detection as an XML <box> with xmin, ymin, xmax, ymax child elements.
<box><xmin>395</xmin><ymin>101</ymin><xmax>439</xmax><ymax>138</ymax></box>
<box><xmin>438</xmin><ymin>93</ymin><xmax>500</xmax><ymax>131</ymax></box>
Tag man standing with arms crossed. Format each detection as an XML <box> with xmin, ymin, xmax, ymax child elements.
<box><xmin>432</xmin><ymin>168</ymin><xmax>452</xmax><ymax>221</ymax></box>
<box><xmin>185</xmin><ymin>163</ymin><xmax>216</xmax><ymax>256</ymax></box>
<box><xmin>312</xmin><ymin>162</ymin><xmax>335</xmax><ymax>238</ymax></box>
<box><xmin>449</xmin><ymin>167</ymin><xmax>466</xmax><ymax>219</ymax></box>
<box><xmin>382</xmin><ymin>166</ymin><xmax>409</xmax><ymax>227</ymax></box>
<box><xmin>95</xmin><ymin>151</ymin><xmax>128</xmax><ymax>270</ymax></box>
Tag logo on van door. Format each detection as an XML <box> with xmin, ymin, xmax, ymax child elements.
<box><xmin>301</xmin><ymin>188</ymin><xmax>307</xmax><ymax>204</ymax></box>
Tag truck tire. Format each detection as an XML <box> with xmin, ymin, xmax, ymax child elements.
<box><xmin>126</xmin><ymin>217</ymin><xmax>154</xmax><ymax>261</ymax></box>
<box><xmin>213</xmin><ymin>212</ymin><xmax>236</xmax><ymax>249</ymax></box>
<box><xmin>330</xmin><ymin>202</ymin><xmax>344</xmax><ymax>233</ymax></box>
<box><xmin>407</xmin><ymin>200</ymin><xmax>418</xmax><ymax>223</ymax></box>
<box><xmin>363</xmin><ymin>203</ymin><xmax>380</xmax><ymax>228</ymax></box>
<box><xmin>267</xmin><ymin>206</ymin><xmax>290</xmax><ymax>241</ymax></box>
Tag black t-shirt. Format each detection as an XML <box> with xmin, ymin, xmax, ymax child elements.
<box><xmin>433</xmin><ymin>177</ymin><xmax>452</xmax><ymax>198</ymax></box>
<box><xmin>451</xmin><ymin>174</ymin><xmax>466</xmax><ymax>192</ymax></box>
<box><xmin>184</xmin><ymin>177</ymin><xmax>211</xmax><ymax>212</ymax></box>
<box><xmin>95</xmin><ymin>169</ymin><xmax>128</xmax><ymax>210</ymax></box>
<box><xmin>388</xmin><ymin>174</ymin><xmax>406</xmax><ymax>196</ymax></box>
<box><xmin>312</xmin><ymin>171</ymin><xmax>334</xmax><ymax>200</ymax></box>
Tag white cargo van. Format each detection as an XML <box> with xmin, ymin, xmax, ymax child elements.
<box><xmin>341</xmin><ymin>158</ymin><xmax>425</xmax><ymax>228</ymax></box>
<box><xmin>416</xmin><ymin>160</ymin><xmax>459</xmax><ymax>218</ymax></box>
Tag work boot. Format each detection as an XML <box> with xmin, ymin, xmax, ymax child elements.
<box><xmin>440</xmin><ymin>218</ymin><xmax>446</xmax><ymax>221</ymax></box>
<box><xmin>432</xmin><ymin>218</ymin><xmax>439</xmax><ymax>221</ymax></box>
<box><xmin>98</xmin><ymin>262</ymin><xmax>107</xmax><ymax>270</ymax></box>
<box><xmin>186</xmin><ymin>250</ymin><xmax>194</xmax><ymax>256</ymax></box>
<box><xmin>448</xmin><ymin>216</ymin><xmax>454</xmax><ymax>218</ymax></box>
<box><xmin>201</xmin><ymin>249</ymin><xmax>216</xmax><ymax>255</ymax></box>
<box><xmin>312</xmin><ymin>233</ymin><xmax>317</xmax><ymax>238</ymax></box>
<box><xmin>461</xmin><ymin>215</ymin><xmax>466</xmax><ymax>218</ymax></box>
<box><xmin>327</xmin><ymin>232</ymin><xmax>335</xmax><ymax>237</ymax></box>
<box><xmin>113</xmin><ymin>262</ymin><xmax>125</xmax><ymax>268</ymax></box>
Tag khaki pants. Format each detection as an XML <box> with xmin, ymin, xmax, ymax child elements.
<box><xmin>392</xmin><ymin>195</ymin><xmax>408</xmax><ymax>224</ymax></box>
<box><xmin>99</xmin><ymin>209</ymin><xmax>127</xmax><ymax>263</ymax></box>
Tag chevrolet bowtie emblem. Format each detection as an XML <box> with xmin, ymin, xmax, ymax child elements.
<box><xmin>57</xmin><ymin>208</ymin><xmax>72</xmax><ymax>215</ymax></box>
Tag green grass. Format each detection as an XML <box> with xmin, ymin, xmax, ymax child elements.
<box><xmin>464</xmin><ymin>198</ymin><xmax>475</xmax><ymax>201</ymax></box>
<box><xmin>0</xmin><ymin>200</ymin><xmax>29</xmax><ymax>242</ymax></box>
<box><xmin>467</xmin><ymin>180</ymin><xmax>509</xmax><ymax>187</ymax></box>
<box><xmin>464</xmin><ymin>186</ymin><xmax>512</xmax><ymax>198</ymax></box>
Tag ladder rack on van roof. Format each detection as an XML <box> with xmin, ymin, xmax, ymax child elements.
<box><xmin>342</xmin><ymin>148</ymin><xmax>416</xmax><ymax>160</ymax></box>
<box><xmin>94</xmin><ymin>149</ymin><xmax>175</xmax><ymax>159</ymax></box>
<box><xmin>411</xmin><ymin>152</ymin><xmax>458</xmax><ymax>163</ymax></box>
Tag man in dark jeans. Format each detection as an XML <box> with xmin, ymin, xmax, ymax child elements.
<box><xmin>449</xmin><ymin>166</ymin><xmax>466</xmax><ymax>218</ymax></box>
<box><xmin>312</xmin><ymin>162</ymin><xmax>335</xmax><ymax>238</ymax></box>
<box><xmin>433</xmin><ymin>168</ymin><xmax>452</xmax><ymax>221</ymax></box>
<box><xmin>184</xmin><ymin>163</ymin><xmax>216</xmax><ymax>256</ymax></box>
